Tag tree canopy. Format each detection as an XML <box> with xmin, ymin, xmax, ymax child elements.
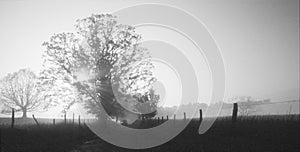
<box><xmin>42</xmin><ymin>14</ymin><xmax>158</xmax><ymax>119</ymax></box>
<box><xmin>0</xmin><ymin>69</ymin><xmax>56</xmax><ymax>118</ymax></box>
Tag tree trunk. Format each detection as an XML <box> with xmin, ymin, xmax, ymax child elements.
<box><xmin>22</xmin><ymin>108</ymin><xmax>27</xmax><ymax>118</ymax></box>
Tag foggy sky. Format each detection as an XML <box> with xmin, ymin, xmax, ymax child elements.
<box><xmin>0</xmin><ymin>0</ymin><xmax>299</xmax><ymax>106</ymax></box>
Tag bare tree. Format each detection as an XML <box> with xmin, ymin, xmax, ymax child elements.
<box><xmin>0</xmin><ymin>69</ymin><xmax>56</xmax><ymax>118</ymax></box>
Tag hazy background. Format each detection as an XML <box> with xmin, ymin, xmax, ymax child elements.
<box><xmin>0</xmin><ymin>0</ymin><xmax>299</xmax><ymax>117</ymax></box>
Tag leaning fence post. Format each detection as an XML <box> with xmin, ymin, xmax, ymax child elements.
<box><xmin>184</xmin><ymin>112</ymin><xmax>186</xmax><ymax>120</ymax></box>
<box><xmin>11</xmin><ymin>108</ymin><xmax>15</xmax><ymax>128</ymax></box>
<box><xmin>199</xmin><ymin>109</ymin><xmax>203</xmax><ymax>123</ymax></box>
<box><xmin>32</xmin><ymin>114</ymin><xmax>39</xmax><ymax>126</ymax></box>
<box><xmin>232</xmin><ymin>103</ymin><xmax>238</xmax><ymax>124</ymax></box>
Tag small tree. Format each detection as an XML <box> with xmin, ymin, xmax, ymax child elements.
<box><xmin>134</xmin><ymin>89</ymin><xmax>159</xmax><ymax>120</ymax></box>
<box><xmin>229</xmin><ymin>96</ymin><xmax>256</xmax><ymax>116</ymax></box>
<box><xmin>0</xmin><ymin>69</ymin><xmax>56</xmax><ymax>118</ymax></box>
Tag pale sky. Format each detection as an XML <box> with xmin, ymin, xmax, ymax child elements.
<box><xmin>0</xmin><ymin>0</ymin><xmax>299</xmax><ymax>117</ymax></box>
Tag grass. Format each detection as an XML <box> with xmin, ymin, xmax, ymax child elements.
<box><xmin>1</xmin><ymin>123</ymin><xmax>96</xmax><ymax>152</ymax></box>
<box><xmin>0</xmin><ymin>115</ymin><xmax>299</xmax><ymax>152</ymax></box>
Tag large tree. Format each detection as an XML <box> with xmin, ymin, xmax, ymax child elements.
<box><xmin>0</xmin><ymin>69</ymin><xmax>56</xmax><ymax>118</ymax></box>
<box><xmin>42</xmin><ymin>14</ymin><xmax>158</xmax><ymax>119</ymax></box>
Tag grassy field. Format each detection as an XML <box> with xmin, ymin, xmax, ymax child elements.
<box><xmin>1</xmin><ymin>115</ymin><xmax>299</xmax><ymax>152</ymax></box>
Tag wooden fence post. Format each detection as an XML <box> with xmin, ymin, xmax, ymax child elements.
<box><xmin>32</xmin><ymin>114</ymin><xmax>39</xmax><ymax>126</ymax></box>
<box><xmin>64</xmin><ymin>113</ymin><xmax>67</xmax><ymax>124</ymax></box>
<box><xmin>157</xmin><ymin>117</ymin><xmax>160</xmax><ymax>124</ymax></box>
<box><xmin>199</xmin><ymin>109</ymin><xmax>203</xmax><ymax>123</ymax></box>
<box><xmin>232</xmin><ymin>103</ymin><xmax>238</xmax><ymax>124</ymax></box>
<box><xmin>53</xmin><ymin>118</ymin><xmax>55</xmax><ymax>125</ymax></box>
<box><xmin>141</xmin><ymin>115</ymin><xmax>145</xmax><ymax>121</ymax></box>
<box><xmin>11</xmin><ymin>108</ymin><xmax>15</xmax><ymax>128</ymax></box>
<box><xmin>78</xmin><ymin>115</ymin><xmax>81</xmax><ymax>126</ymax></box>
<box><xmin>72</xmin><ymin>113</ymin><xmax>74</xmax><ymax>124</ymax></box>
<box><xmin>184</xmin><ymin>112</ymin><xmax>186</xmax><ymax>120</ymax></box>
<box><xmin>174</xmin><ymin>114</ymin><xmax>176</xmax><ymax>122</ymax></box>
<box><xmin>161</xmin><ymin>116</ymin><xmax>164</xmax><ymax>122</ymax></box>
<box><xmin>166</xmin><ymin>115</ymin><xmax>169</xmax><ymax>121</ymax></box>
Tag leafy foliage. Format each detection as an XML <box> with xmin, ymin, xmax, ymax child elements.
<box><xmin>42</xmin><ymin>14</ymin><xmax>158</xmax><ymax>119</ymax></box>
